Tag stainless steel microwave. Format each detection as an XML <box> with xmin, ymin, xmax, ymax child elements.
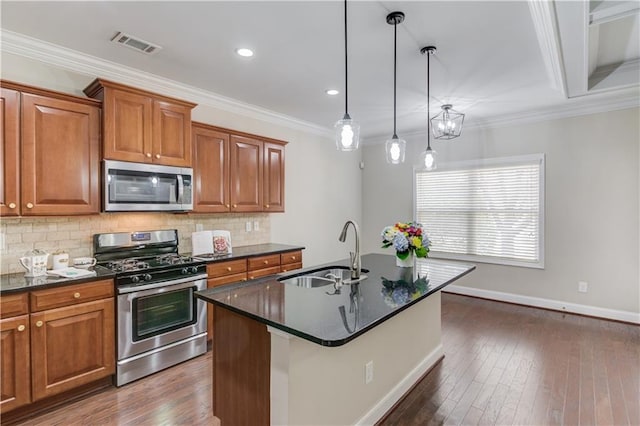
<box><xmin>104</xmin><ymin>160</ymin><xmax>193</xmax><ymax>212</ymax></box>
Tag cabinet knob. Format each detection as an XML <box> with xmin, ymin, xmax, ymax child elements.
<box><xmin>26</xmin><ymin>203</ymin><xmax>34</xmax><ymax>209</ymax></box>
<box><xmin>155</xmin><ymin>154</ymin><xmax>161</xmax><ymax>159</ymax></box>
<box><xmin>249</xmin><ymin>276</ymin><xmax>254</xmax><ymax>280</ymax></box>
<box><xmin>36</xmin><ymin>321</ymin><xmax>43</xmax><ymax>328</ymax></box>
<box><xmin>263</xmin><ymin>260</ymin><xmax>269</xmax><ymax>265</ymax></box>
<box><xmin>232</xmin><ymin>204</ymin><xmax>237</xmax><ymax>209</ymax></box>
<box><xmin>264</xmin><ymin>204</ymin><xmax>270</xmax><ymax>209</ymax></box>
<box><xmin>146</xmin><ymin>153</ymin><xmax>152</xmax><ymax>158</ymax></box>
<box><xmin>242</xmin><ymin>278</ymin><xmax>247</xmax><ymax>282</ymax></box>
<box><xmin>17</xmin><ymin>325</ymin><xmax>25</xmax><ymax>332</ymax></box>
<box><xmin>225</xmin><ymin>204</ymin><xmax>230</xmax><ymax>209</ymax></box>
<box><xmin>292</xmin><ymin>256</ymin><xmax>296</xmax><ymax>260</ymax></box>
<box><xmin>74</xmin><ymin>292</ymin><xmax>81</xmax><ymax>299</ymax></box>
<box><xmin>226</xmin><ymin>267</ymin><xmax>232</xmax><ymax>272</ymax></box>
<box><xmin>282</xmin><ymin>268</ymin><xmax>288</xmax><ymax>272</ymax></box>
<box><xmin>8</xmin><ymin>202</ymin><xmax>16</xmax><ymax>209</ymax></box>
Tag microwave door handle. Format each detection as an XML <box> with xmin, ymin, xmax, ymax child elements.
<box><xmin>177</xmin><ymin>174</ymin><xmax>184</xmax><ymax>203</ymax></box>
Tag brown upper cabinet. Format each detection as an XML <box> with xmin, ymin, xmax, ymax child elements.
<box><xmin>84</xmin><ymin>79</ymin><xmax>196</xmax><ymax>167</ymax></box>
<box><xmin>0</xmin><ymin>81</ymin><xmax>101</xmax><ymax>217</ymax></box>
<box><xmin>192</xmin><ymin>122</ymin><xmax>286</xmax><ymax>213</ymax></box>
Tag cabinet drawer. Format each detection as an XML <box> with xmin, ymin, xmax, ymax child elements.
<box><xmin>248</xmin><ymin>254</ymin><xmax>280</xmax><ymax>271</ymax></box>
<box><xmin>30</xmin><ymin>279</ymin><xmax>114</xmax><ymax>312</ymax></box>
<box><xmin>280</xmin><ymin>262</ymin><xmax>303</xmax><ymax>273</ymax></box>
<box><xmin>1</xmin><ymin>292</ymin><xmax>29</xmax><ymax>318</ymax></box>
<box><xmin>208</xmin><ymin>272</ymin><xmax>247</xmax><ymax>288</ymax></box>
<box><xmin>247</xmin><ymin>266</ymin><xmax>281</xmax><ymax>280</ymax></box>
<box><xmin>207</xmin><ymin>259</ymin><xmax>247</xmax><ymax>277</ymax></box>
<box><xmin>281</xmin><ymin>250</ymin><xmax>302</xmax><ymax>265</ymax></box>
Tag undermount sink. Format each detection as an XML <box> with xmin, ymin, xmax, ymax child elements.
<box><xmin>278</xmin><ymin>266</ymin><xmax>369</xmax><ymax>288</ymax></box>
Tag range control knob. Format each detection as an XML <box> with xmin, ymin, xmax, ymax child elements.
<box><xmin>189</xmin><ymin>266</ymin><xmax>199</xmax><ymax>274</ymax></box>
<box><xmin>181</xmin><ymin>267</ymin><xmax>189</xmax><ymax>275</ymax></box>
<box><xmin>143</xmin><ymin>274</ymin><xmax>152</xmax><ymax>281</ymax></box>
<box><xmin>131</xmin><ymin>276</ymin><xmax>140</xmax><ymax>284</ymax></box>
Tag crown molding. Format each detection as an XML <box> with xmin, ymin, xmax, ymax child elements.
<box><xmin>527</xmin><ymin>0</ymin><xmax>567</xmax><ymax>96</ymax></box>
<box><xmin>0</xmin><ymin>30</ymin><xmax>334</xmax><ymax>139</ymax></box>
<box><xmin>363</xmin><ymin>88</ymin><xmax>639</xmax><ymax>145</ymax></box>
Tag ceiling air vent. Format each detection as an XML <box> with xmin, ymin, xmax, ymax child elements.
<box><xmin>111</xmin><ymin>32</ymin><xmax>162</xmax><ymax>55</ymax></box>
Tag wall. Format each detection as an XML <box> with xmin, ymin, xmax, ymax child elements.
<box><xmin>362</xmin><ymin>108</ymin><xmax>640</xmax><ymax>316</ymax></box>
<box><xmin>0</xmin><ymin>52</ymin><xmax>362</xmax><ymax>272</ymax></box>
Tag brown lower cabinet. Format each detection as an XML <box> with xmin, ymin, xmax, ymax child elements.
<box><xmin>0</xmin><ymin>279</ymin><xmax>115</xmax><ymax>415</ymax></box>
<box><xmin>205</xmin><ymin>250</ymin><xmax>303</xmax><ymax>341</ymax></box>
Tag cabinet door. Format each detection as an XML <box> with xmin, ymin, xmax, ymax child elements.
<box><xmin>30</xmin><ymin>298</ymin><xmax>115</xmax><ymax>401</ymax></box>
<box><xmin>21</xmin><ymin>94</ymin><xmax>100</xmax><ymax>215</ymax></box>
<box><xmin>193</xmin><ymin>125</ymin><xmax>230</xmax><ymax>212</ymax></box>
<box><xmin>0</xmin><ymin>88</ymin><xmax>20</xmax><ymax>217</ymax></box>
<box><xmin>0</xmin><ymin>315</ymin><xmax>31</xmax><ymax>413</ymax></box>
<box><xmin>263</xmin><ymin>142</ymin><xmax>285</xmax><ymax>212</ymax></box>
<box><xmin>153</xmin><ymin>100</ymin><xmax>192</xmax><ymax>167</ymax></box>
<box><xmin>230</xmin><ymin>135</ymin><xmax>263</xmax><ymax>212</ymax></box>
<box><xmin>103</xmin><ymin>88</ymin><xmax>153</xmax><ymax>163</ymax></box>
<box><xmin>206</xmin><ymin>272</ymin><xmax>247</xmax><ymax>341</ymax></box>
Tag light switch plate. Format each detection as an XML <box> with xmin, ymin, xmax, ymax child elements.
<box><xmin>245</xmin><ymin>222</ymin><xmax>252</xmax><ymax>232</ymax></box>
<box><xmin>253</xmin><ymin>221</ymin><xmax>259</xmax><ymax>231</ymax></box>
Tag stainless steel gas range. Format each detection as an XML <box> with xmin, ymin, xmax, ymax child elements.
<box><xmin>94</xmin><ymin>229</ymin><xmax>207</xmax><ymax>386</ymax></box>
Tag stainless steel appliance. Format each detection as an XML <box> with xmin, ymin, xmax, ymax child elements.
<box><xmin>94</xmin><ymin>229</ymin><xmax>207</xmax><ymax>386</ymax></box>
<box><xmin>103</xmin><ymin>160</ymin><xmax>193</xmax><ymax>212</ymax></box>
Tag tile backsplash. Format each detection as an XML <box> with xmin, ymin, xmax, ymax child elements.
<box><xmin>1</xmin><ymin>213</ymin><xmax>270</xmax><ymax>274</ymax></box>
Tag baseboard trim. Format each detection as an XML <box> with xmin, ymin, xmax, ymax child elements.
<box><xmin>356</xmin><ymin>344</ymin><xmax>444</xmax><ymax>426</ymax></box>
<box><xmin>444</xmin><ymin>285</ymin><xmax>640</xmax><ymax>325</ymax></box>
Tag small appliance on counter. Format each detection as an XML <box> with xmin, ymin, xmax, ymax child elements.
<box><xmin>19</xmin><ymin>249</ymin><xmax>49</xmax><ymax>277</ymax></box>
<box><xmin>51</xmin><ymin>249</ymin><xmax>70</xmax><ymax>270</ymax></box>
<box><xmin>191</xmin><ymin>229</ymin><xmax>232</xmax><ymax>257</ymax></box>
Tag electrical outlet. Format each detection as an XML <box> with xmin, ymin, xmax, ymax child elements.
<box><xmin>195</xmin><ymin>223</ymin><xmax>204</xmax><ymax>232</ymax></box>
<box><xmin>365</xmin><ymin>361</ymin><xmax>374</xmax><ymax>384</ymax></box>
<box><xmin>245</xmin><ymin>222</ymin><xmax>252</xmax><ymax>232</ymax></box>
<box><xmin>253</xmin><ymin>221</ymin><xmax>260</xmax><ymax>231</ymax></box>
<box><xmin>578</xmin><ymin>281</ymin><xmax>588</xmax><ymax>293</ymax></box>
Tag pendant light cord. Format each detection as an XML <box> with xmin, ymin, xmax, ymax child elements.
<box><xmin>393</xmin><ymin>21</ymin><xmax>398</xmax><ymax>138</ymax></box>
<box><xmin>426</xmin><ymin>48</ymin><xmax>431</xmax><ymax>150</ymax></box>
<box><xmin>344</xmin><ymin>0</ymin><xmax>349</xmax><ymax>117</ymax></box>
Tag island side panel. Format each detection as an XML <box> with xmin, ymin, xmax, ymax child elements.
<box><xmin>213</xmin><ymin>306</ymin><xmax>270</xmax><ymax>425</ymax></box>
<box><xmin>271</xmin><ymin>291</ymin><xmax>443</xmax><ymax>425</ymax></box>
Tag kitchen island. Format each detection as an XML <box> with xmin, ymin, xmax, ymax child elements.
<box><xmin>196</xmin><ymin>253</ymin><xmax>474</xmax><ymax>425</ymax></box>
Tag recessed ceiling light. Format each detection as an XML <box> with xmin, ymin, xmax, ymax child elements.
<box><xmin>326</xmin><ymin>89</ymin><xmax>339</xmax><ymax>96</ymax></box>
<box><xmin>235</xmin><ymin>48</ymin><xmax>254</xmax><ymax>57</ymax></box>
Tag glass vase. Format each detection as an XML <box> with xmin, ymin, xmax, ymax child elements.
<box><xmin>396</xmin><ymin>252</ymin><xmax>414</xmax><ymax>268</ymax></box>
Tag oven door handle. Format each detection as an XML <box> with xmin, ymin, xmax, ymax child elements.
<box><xmin>118</xmin><ymin>274</ymin><xmax>208</xmax><ymax>294</ymax></box>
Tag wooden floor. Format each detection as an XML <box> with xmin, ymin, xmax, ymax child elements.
<box><xmin>11</xmin><ymin>293</ymin><xmax>639</xmax><ymax>426</ymax></box>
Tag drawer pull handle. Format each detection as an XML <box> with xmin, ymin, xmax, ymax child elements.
<box><xmin>155</xmin><ymin>154</ymin><xmax>161</xmax><ymax>159</ymax></box>
<box><xmin>146</xmin><ymin>153</ymin><xmax>152</xmax><ymax>158</ymax></box>
<box><xmin>263</xmin><ymin>260</ymin><xmax>269</xmax><ymax>265</ymax></box>
<box><xmin>226</xmin><ymin>267</ymin><xmax>232</xmax><ymax>272</ymax></box>
<box><xmin>36</xmin><ymin>321</ymin><xmax>43</xmax><ymax>328</ymax></box>
<box><xmin>74</xmin><ymin>292</ymin><xmax>81</xmax><ymax>299</ymax></box>
<box><xmin>26</xmin><ymin>203</ymin><xmax>34</xmax><ymax>209</ymax></box>
<box><xmin>8</xmin><ymin>202</ymin><xmax>16</xmax><ymax>209</ymax></box>
<box><xmin>17</xmin><ymin>325</ymin><xmax>25</xmax><ymax>332</ymax></box>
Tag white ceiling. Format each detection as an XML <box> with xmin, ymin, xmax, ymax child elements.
<box><xmin>1</xmin><ymin>1</ymin><xmax>638</xmax><ymax>140</ymax></box>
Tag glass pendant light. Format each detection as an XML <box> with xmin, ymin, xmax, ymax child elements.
<box><xmin>431</xmin><ymin>104</ymin><xmax>465</xmax><ymax>139</ymax></box>
<box><xmin>335</xmin><ymin>0</ymin><xmax>360</xmax><ymax>151</ymax></box>
<box><xmin>384</xmin><ymin>12</ymin><xmax>406</xmax><ymax>164</ymax></box>
<box><xmin>419</xmin><ymin>46</ymin><xmax>437</xmax><ymax>171</ymax></box>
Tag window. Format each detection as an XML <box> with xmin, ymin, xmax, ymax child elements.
<box><xmin>414</xmin><ymin>154</ymin><xmax>544</xmax><ymax>268</ymax></box>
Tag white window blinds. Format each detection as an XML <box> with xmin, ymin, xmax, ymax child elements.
<box><xmin>415</xmin><ymin>154</ymin><xmax>544</xmax><ymax>268</ymax></box>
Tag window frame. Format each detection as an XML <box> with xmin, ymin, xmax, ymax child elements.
<box><xmin>413</xmin><ymin>153</ymin><xmax>545</xmax><ymax>269</ymax></box>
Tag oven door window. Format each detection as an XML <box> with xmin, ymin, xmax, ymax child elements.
<box><xmin>132</xmin><ymin>286</ymin><xmax>197</xmax><ymax>341</ymax></box>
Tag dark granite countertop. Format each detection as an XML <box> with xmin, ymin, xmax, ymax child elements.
<box><xmin>196</xmin><ymin>253</ymin><xmax>475</xmax><ymax>347</ymax></box>
<box><xmin>188</xmin><ymin>243</ymin><xmax>305</xmax><ymax>262</ymax></box>
<box><xmin>1</xmin><ymin>266</ymin><xmax>116</xmax><ymax>294</ymax></box>
<box><xmin>1</xmin><ymin>244</ymin><xmax>303</xmax><ymax>294</ymax></box>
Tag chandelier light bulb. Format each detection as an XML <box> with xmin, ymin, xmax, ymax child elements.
<box><xmin>385</xmin><ymin>136</ymin><xmax>406</xmax><ymax>164</ymax></box>
<box><xmin>422</xmin><ymin>147</ymin><xmax>437</xmax><ymax>171</ymax></box>
<box><xmin>341</xmin><ymin>125</ymin><xmax>354</xmax><ymax>148</ymax></box>
<box><xmin>335</xmin><ymin>115</ymin><xmax>360</xmax><ymax>151</ymax></box>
